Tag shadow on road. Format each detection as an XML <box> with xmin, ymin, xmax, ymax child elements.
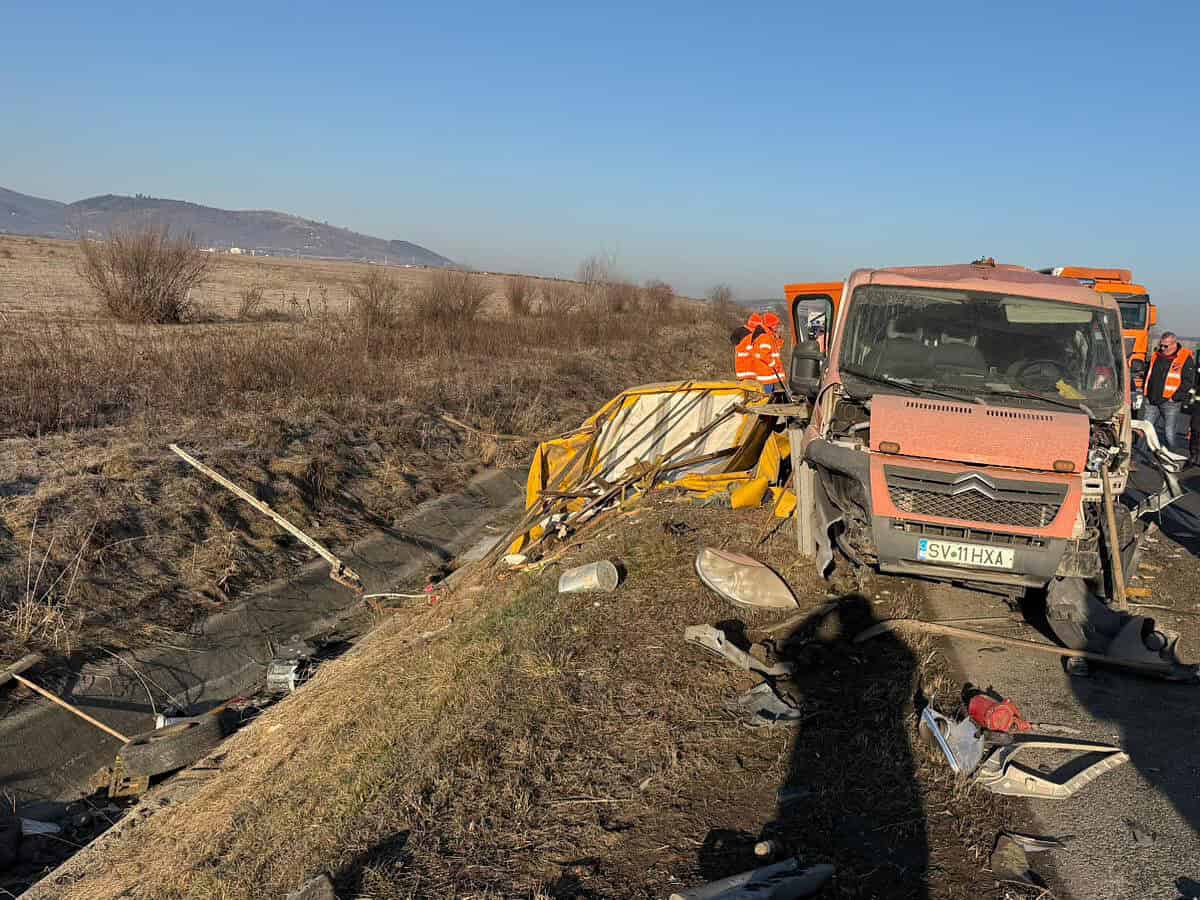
<box><xmin>703</xmin><ymin>595</ymin><xmax>932</xmax><ymax>898</ymax></box>
<box><xmin>1063</xmin><ymin>463</ymin><xmax>1200</xmax><ymax>893</ymax></box>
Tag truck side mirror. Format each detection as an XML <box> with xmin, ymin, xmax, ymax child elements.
<box><xmin>789</xmin><ymin>341</ymin><xmax>825</xmax><ymax>399</ymax></box>
<box><xmin>1149</xmin><ymin>306</ymin><xmax>1158</xmax><ymax>327</ymax></box>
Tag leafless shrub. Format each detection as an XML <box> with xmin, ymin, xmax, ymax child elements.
<box><xmin>644</xmin><ymin>279</ymin><xmax>674</xmax><ymax>313</ymax></box>
<box><xmin>602</xmin><ymin>281</ymin><xmax>641</xmax><ymax>315</ymax></box>
<box><xmin>413</xmin><ymin>269</ymin><xmax>490</xmax><ymax>324</ymax></box>
<box><xmin>539</xmin><ymin>282</ymin><xmax>580</xmax><ymax>316</ymax></box>
<box><xmin>78</xmin><ymin>225</ymin><xmax>211</xmax><ymax>323</ymax></box>
<box><xmin>504</xmin><ymin>276</ymin><xmax>532</xmax><ymax>317</ymax></box>
<box><xmin>577</xmin><ymin>254</ymin><xmax>615</xmax><ymax>289</ymax></box>
<box><xmin>706</xmin><ymin>283</ymin><xmax>734</xmax><ymax>306</ymax></box>
<box><xmin>348</xmin><ymin>269</ymin><xmax>402</xmax><ymax>333</ymax></box>
<box><xmin>705</xmin><ymin>283</ymin><xmax>740</xmax><ymax>327</ymax></box>
<box><xmin>237</xmin><ymin>283</ymin><xmax>268</xmax><ymax>320</ymax></box>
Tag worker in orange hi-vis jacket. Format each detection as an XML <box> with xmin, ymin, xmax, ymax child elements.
<box><xmin>751</xmin><ymin>312</ymin><xmax>785</xmax><ymax>394</ymax></box>
<box><xmin>733</xmin><ymin>312</ymin><xmax>763</xmax><ymax>382</ymax></box>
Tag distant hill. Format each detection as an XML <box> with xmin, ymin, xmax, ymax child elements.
<box><xmin>0</xmin><ymin>187</ymin><xmax>455</xmax><ymax>267</ymax></box>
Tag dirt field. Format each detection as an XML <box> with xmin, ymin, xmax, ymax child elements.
<box><xmin>0</xmin><ymin>234</ymin><xmax>553</xmax><ymax>322</ymax></box>
<box><xmin>31</xmin><ymin>496</ymin><xmax>1019</xmax><ymax>900</ymax></box>
<box><xmin>0</xmin><ymin>235</ymin><xmax>734</xmax><ymax>667</ymax></box>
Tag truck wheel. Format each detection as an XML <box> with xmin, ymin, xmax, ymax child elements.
<box><xmin>118</xmin><ymin>716</ymin><xmax>224</xmax><ymax>778</ymax></box>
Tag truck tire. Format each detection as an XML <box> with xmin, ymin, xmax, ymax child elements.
<box><xmin>118</xmin><ymin>716</ymin><xmax>224</xmax><ymax>778</ymax></box>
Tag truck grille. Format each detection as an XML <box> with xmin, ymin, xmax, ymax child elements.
<box><xmin>884</xmin><ymin>466</ymin><xmax>1066</xmax><ymax>529</ymax></box>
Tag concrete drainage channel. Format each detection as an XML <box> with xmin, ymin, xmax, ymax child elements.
<box><xmin>0</xmin><ymin>467</ymin><xmax>526</xmax><ymax>891</ymax></box>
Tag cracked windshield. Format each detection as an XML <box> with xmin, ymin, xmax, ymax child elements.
<box><xmin>840</xmin><ymin>285</ymin><xmax>1124</xmax><ymax>415</ymax></box>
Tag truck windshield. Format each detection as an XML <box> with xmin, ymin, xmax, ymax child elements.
<box><xmin>1114</xmin><ymin>294</ymin><xmax>1149</xmax><ymax>329</ymax></box>
<box><xmin>839</xmin><ymin>285</ymin><xmax>1124</xmax><ymax>417</ymax></box>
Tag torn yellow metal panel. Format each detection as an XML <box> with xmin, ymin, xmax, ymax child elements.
<box><xmin>511</xmin><ymin>381</ymin><xmax>792</xmax><ymax>554</ymax></box>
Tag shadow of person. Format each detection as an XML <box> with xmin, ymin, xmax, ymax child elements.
<box><xmin>1050</xmin><ymin>470</ymin><xmax>1200</xmax><ymax>893</ymax></box>
<box><xmin>726</xmin><ymin>594</ymin><xmax>930</xmax><ymax>898</ymax></box>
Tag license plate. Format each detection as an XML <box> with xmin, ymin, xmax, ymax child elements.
<box><xmin>917</xmin><ymin>538</ymin><xmax>1014</xmax><ymax>569</ymax></box>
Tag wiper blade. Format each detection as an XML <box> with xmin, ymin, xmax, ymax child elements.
<box><xmin>980</xmin><ymin>386</ymin><xmax>1094</xmax><ymax>418</ymax></box>
<box><xmin>841</xmin><ymin>368</ymin><xmax>973</xmax><ymax>404</ymax></box>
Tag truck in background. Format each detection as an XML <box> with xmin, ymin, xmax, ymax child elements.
<box><xmin>1038</xmin><ymin>267</ymin><xmax>1157</xmax><ymax>409</ymax></box>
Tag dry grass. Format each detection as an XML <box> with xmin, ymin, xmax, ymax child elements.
<box><xmin>0</xmin><ymin>239</ymin><xmax>728</xmax><ymax>663</ymax></box>
<box><xmin>49</xmin><ymin>500</ymin><xmax>1006</xmax><ymax>900</ymax></box>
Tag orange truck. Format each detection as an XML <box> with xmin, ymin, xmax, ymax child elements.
<box><xmin>1038</xmin><ymin>267</ymin><xmax>1157</xmax><ymax>407</ymax></box>
<box><xmin>780</xmin><ymin>261</ymin><xmax>1192</xmax><ymax>670</ymax></box>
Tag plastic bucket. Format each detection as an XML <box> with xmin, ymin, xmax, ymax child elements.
<box><xmin>558</xmin><ymin>560</ymin><xmax>620</xmax><ymax>593</ymax></box>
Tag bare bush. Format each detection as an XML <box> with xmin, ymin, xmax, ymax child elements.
<box><xmin>237</xmin><ymin>283</ymin><xmax>268</xmax><ymax>320</ymax></box>
<box><xmin>577</xmin><ymin>254</ymin><xmax>615</xmax><ymax>289</ymax></box>
<box><xmin>78</xmin><ymin>226</ymin><xmax>211</xmax><ymax>323</ymax></box>
<box><xmin>413</xmin><ymin>269</ymin><xmax>490</xmax><ymax>324</ymax></box>
<box><xmin>348</xmin><ymin>269</ymin><xmax>402</xmax><ymax>333</ymax></box>
<box><xmin>602</xmin><ymin>281</ymin><xmax>641</xmax><ymax>315</ymax></box>
<box><xmin>644</xmin><ymin>279</ymin><xmax>674</xmax><ymax>313</ymax></box>
<box><xmin>705</xmin><ymin>283</ymin><xmax>740</xmax><ymax>327</ymax></box>
<box><xmin>706</xmin><ymin>283</ymin><xmax>735</xmax><ymax>306</ymax></box>
<box><xmin>539</xmin><ymin>282</ymin><xmax>580</xmax><ymax>316</ymax></box>
<box><xmin>504</xmin><ymin>276</ymin><xmax>532</xmax><ymax>317</ymax></box>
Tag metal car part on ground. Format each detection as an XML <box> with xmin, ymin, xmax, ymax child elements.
<box><xmin>117</xmin><ymin>715</ymin><xmax>225</xmax><ymax>779</ymax></box>
<box><xmin>920</xmin><ymin>704</ymin><xmax>1128</xmax><ymax>800</ymax></box>
<box><xmin>668</xmin><ymin>859</ymin><xmax>835</xmax><ymax>900</ymax></box>
<box><xmin>727</xmin><ymin>682</ymin><xmax>803</xmax><ymax>728</ymax></box>
<box><xmin>695</xmin><ymin>548</ymin><xmax>799</xmax><ymax>611</ymax></box>
<box><xmin>684</xmin><ymin>625</ymin><xmax>795</xmax><ymax>678</ymax></box>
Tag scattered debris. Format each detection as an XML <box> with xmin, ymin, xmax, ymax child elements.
<box><xmin>286</xmin><ymin>872</ymin><xmax>337</xmax><ymax>900</ymax></box>
<box><xmin>920</xmin><ymin>702</ymin><xmax>1128</xmax><ymax>800</ymax></box>
<box><xmin>17</xmin><ymin>819</ymin><xmax>61</xmax><ymax>837</ymax></box>
<box><xmin>727</xmin><ymin>682</ymin><xmax>802</xmax><ymax>727</ymax></box>
<box><xmin>918</xmin><ymin>706</ymin><xmax>985</xmax><ymax>775</ymax></box>
<box><xmin>1125</xmin><ymin>818</ymin><xmax>1158</xmax><ymax>848</ymax></box>
<box><xmin>753</xmin><ymin>840</ymin><xmax>780</xmax><ymax>858</ymax></box>
<box><xmin>1003</xmin><ymin>831</ymin><xmax>1070</xmax><ymax>852</ymax></box>
<box><xmin>502</xmin><ymin>553</ymin><xmax>527</xmax><ymax>567</ymax></box>
<box><xmin>558</xmin><ymin>560</ymin><xmax>620</xmax><ymax>593</ymax></box>
<box><xmin>990</xmin><ymin>833</ymin><xmax>1043</xmax><ymax>887</ymax></box>
<box><xmin>855</xmin><ymin>618</ymin><xmax>1199</xmax><ymax>682</ymax></box>
<box><xmin>266</xmin><ymin>659</ymin><xmax>307</xmax><ymax>694</ymax></box>
<box><xmin>663</xmin><ymin>520</ymin><xmax>698</xmax><ymax>538</ymax></box>
<box><xmin>684</xmin><ymin>625</ymin><xmax>794</xmax><ymax>677</ymax></box>
<box><xmin>695</xmin><ymin>548</ymin><xmax>798</xmax><ymax>611</ymax></box>
<box><xmin>965</xmin><ymin>688</ymin><xmax>1032</xmax><ymax>733</ymax></box>
<box><xmin>667</xmin><ymin>859</ymin><xmax>834</xmax><ymax>900</ymax></box>
<box><xmin>117</xmin><ymin>716</ymin><xmax>225</xmax><ymax>780</ymax></box>
<box><xmin>974</xmin><ymin>734</ymin><xmax>1128</xmax><ymax>800</ymax></box>
<box><xmin>169</xmin><ymin>443</ymin><xmax>363</xmax><ymax>593</ymax></box>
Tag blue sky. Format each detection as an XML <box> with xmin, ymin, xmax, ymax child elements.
<box><xmin>3</xmin><ymin>1</ymin><xmax>1198</xmax><ymax>326</ymax></box>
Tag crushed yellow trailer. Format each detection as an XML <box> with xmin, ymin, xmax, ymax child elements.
<box><xmin>503</xmin><ymin>381</ymin><xmax>797</xmax><ymax>559</ymax></box>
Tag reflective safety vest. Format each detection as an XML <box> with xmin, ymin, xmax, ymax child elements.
<box><xmin>734</xmin><ymin>331</ymin><xmax>758</xmax><ymax>380</ymax></box>
<box><xmin>1150</xmin><ymin>347</ymin><xmax>1193</xmax><ymax>399</ymax></box>
<box><xmin>751</xmin><ymin>331</ymin><xmax>783</xmax><ymax>384</ymax></box>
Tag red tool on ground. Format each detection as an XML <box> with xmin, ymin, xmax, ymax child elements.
<box><xmin>967</xmin><ymin>692</ymin><xmax>1032</xmax><ymax>733</ymax></box>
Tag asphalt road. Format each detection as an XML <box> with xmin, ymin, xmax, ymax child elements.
<box><xmin>916</xmin><ymin>461</ymin><xmax>1200</xmax><ymax>900</ymax></box>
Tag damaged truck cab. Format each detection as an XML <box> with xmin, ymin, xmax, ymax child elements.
<box><xmin>786</xmin><ymin>262</ymin><xmax>1132</xmax><ymax>595</ymax></box>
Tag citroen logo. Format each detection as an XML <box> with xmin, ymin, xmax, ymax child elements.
<box><xmin>947</xmin><ymin>473</ymin><xmax>999</xmax><ymax>500</ymax></box>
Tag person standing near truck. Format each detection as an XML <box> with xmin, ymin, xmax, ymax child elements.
<box><xmin>1142</xmin><ymin>331</ymin><xmax>1196</xmax><ymax>453</ymax></box>
<box><xmin>752</xmin><ymin>312</ymin><xmax>785</xmax><ymax>394</ymax></box>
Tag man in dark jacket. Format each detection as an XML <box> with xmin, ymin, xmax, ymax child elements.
<box><xmin>1142</xmin><ymin>331</ymin><xmax>1196</xmax><ymax>453</ymax></box>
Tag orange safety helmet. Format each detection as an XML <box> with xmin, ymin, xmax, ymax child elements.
<box><xmin>746</xmin><ymin>312</ymin><xmax>764</xmax><ymax>331</ymax></box>
<box><xmin>762</xmin><ymin>312</ymin><xmax>782</xmax><ymax>332</ymax></box>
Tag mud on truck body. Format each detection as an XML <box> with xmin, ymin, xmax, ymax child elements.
<box><xmin>785</xmin><ymin>262</ymin><xmax>1135</xmax><ymax>600</ymax></box>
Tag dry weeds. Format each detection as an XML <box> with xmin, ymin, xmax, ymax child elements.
<box><xmin>0</xmin><ymin>239</ymin><xmax>730</xmax><ymax>664</ymax></box>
